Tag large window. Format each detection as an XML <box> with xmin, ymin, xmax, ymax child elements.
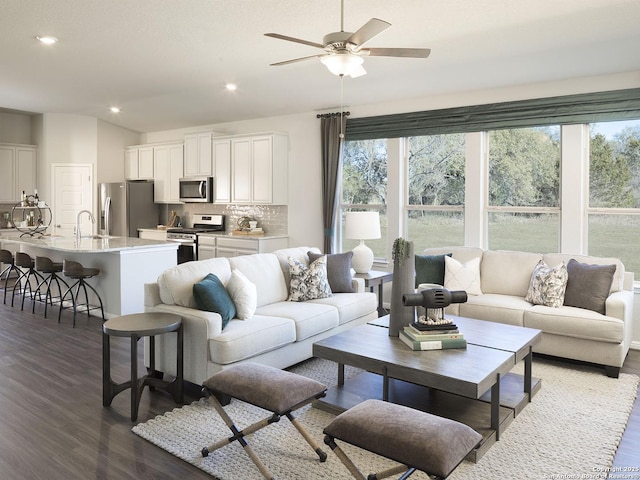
<box><xmin>487</xmin><ymin>127</ymin><xmax>561</xmax><ymax>252</ymax></box>
<box><xmin>588</xmin><ymin>119</ymin><xmax>640</xmax><ymax>273</ymax></box>
<box><xmin>406</xmin><ymin>134</ymin><xmax>465</xmax><ymax>252</ymax></box>
<box><xmin>340</xmin><ymin>139</ymin><xmax>388</xmax><ymax>259</ymax></box>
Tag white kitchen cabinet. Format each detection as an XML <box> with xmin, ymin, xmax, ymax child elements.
<box><xmin>213</xmin><ymin>139</ymin><xmax>232</xmax><ymax>203</ymax></box>
<box><xmin>184</xmin><ymin>132</ymin><xmax>212</xmax><ymax>177</ymax></box>
<box><xmin>227</xmin><ymin>133</ymin><xmax>288</xmax><ymax>204</ymax></box>
<box><xmin>153</xmin><ymin>143</ymin><xmax>184</xmax><ymax>203</ymax></box>
<box><xmin>0</xmin><ymin>144</ymin><xmax>37</xmax><ymax>202</ymax></box>
<box><xmin>125</xmin><ymin>146</ymin><xmax>154</xmax><ymax>180</ymax></box>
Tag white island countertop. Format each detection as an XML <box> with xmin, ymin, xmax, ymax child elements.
<box><xmin>0</xmin><ymin>234</ymin><xmax>178</xmax><ymax>253</ymax></box>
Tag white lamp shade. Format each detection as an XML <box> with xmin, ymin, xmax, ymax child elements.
<box><xmin>321</xmin><ymin>53</ymin><xmax>365</xmax><ymax>77</ymax></box>
<box><xmin>344</xmin><ymin>211</ymin><xmax>381</xmax><ymax>240</ymax></box>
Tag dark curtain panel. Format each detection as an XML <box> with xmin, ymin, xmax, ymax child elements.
<box><xmin>346</xmin><ymin>88</ymin><xmax>640</xmax><ymax>140</ymax></box>
<box><xmin>320</xmin><ymin>113</ymin><xmax>347</xmax><ymax>253</ymax></box>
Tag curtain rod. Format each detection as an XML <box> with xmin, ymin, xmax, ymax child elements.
<box><xmin>316</xmin><ymin>111</ymin><xmax>350</xmax><ymax>119</ymax></box>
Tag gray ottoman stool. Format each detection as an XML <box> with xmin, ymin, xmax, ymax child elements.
<box><xmin>201</xmin><ymin>363</ymin><xmax>328</xmax><ymax>480</ymax></box>
<box><xmin>323</xmin><ymin>399</ymin><xmax>482</xmax><ymax>480</ymax></box>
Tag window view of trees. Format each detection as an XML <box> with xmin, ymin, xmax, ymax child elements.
<box><xmin>488</xmin><ymin>127</ymin><xmax>560</xmax><ymax>252</ymax></box>
<box><xmin>341</xmin><ymin>139</ymin><xmax>388</xmax><ymax>258</ymax></box>
<box><xmin>406</xmin><ymin>134</ymin><xmax>465</xmax><ymax>251</ymax></box>
<box><xmin>589</xmin><ymin>120</ymin><xmax>640</xmax><ymax>273</ymax></box>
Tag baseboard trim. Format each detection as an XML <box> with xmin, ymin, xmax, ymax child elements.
<box><xmin>630</xmin><ymin>340</ymin><xmax>640</xmax><ymax>351</ymax></box>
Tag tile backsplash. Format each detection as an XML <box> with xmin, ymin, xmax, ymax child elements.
<box><xmin>164</xmin><ymin>203</ymin><xmax>288</xmax><ymax>235</ymax></box>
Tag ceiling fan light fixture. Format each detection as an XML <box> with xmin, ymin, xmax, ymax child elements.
<box><xmin>321</xmin><ymin>53</ymin><xmax>364</xmax><ymax>77</ymax></box>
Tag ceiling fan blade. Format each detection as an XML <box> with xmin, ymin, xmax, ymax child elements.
<box><xmin>270</xmin><ymin>54</ymin><xmax>325</xmax><ymax>66</ymax></box>
<box><xmin>365</xmin><ymin>47</ymin><xmax>431</xmax><ymax>58</ymax></box>
<box><xmin>264</xmin><ymin>33</ymin><xmax>324</xmax><ymax>50</ymax></box>
<box><xmin>346</xmin><ymin>18</ymin><xmax>391</xmax><ymax>47</ymax></box>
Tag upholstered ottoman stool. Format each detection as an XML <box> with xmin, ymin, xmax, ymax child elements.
<box><xmin>201</xmin><ymin>363</ymin><xmax>328</xmax><ymax>480</ymax></box>
<box><xmin>323</xmin><ymin>399</ymin><xmax>482</xmax><ymax>480</ymax></box>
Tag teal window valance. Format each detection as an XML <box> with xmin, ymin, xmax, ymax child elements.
<box><xmin>345</xmin><ymin>88</ymin><xmax>640</xmax><ymax>140</ymax></box>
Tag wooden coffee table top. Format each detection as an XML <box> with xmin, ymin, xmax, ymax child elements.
<box><xmin>313</xmin><ymin>322</ymin><xmax>515</xmax><ymax>400</ymax></box>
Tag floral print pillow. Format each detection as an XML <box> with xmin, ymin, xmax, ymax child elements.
<box><xmin>287</xmin><ymin>255</ymin><xmax>332</xmax><ymax>302</ymax></box>
<box><xmin>525</xmin><ymin>260</ymin><xmax>568</xmax><ymax>308</ymax></box>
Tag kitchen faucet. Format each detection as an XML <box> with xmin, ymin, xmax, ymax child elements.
<box><xmin>76</xmin><ymin>210</ymin><xmax>95</xmax><ymax>242</ymax></box>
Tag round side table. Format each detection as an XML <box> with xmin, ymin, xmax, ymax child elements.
<box><xmin>102</xmin><ymin>312</ymin><xmax>183</xmax><ymax>421</ymax></box>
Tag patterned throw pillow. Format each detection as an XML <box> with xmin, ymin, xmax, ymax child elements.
<box><xmin>525</xmin><ymin>260</ymin><xmax>568</xmax><ymax>308</ymax></box>
<box><xmin>288</xmin><ymin>255</ymin><xmax>332</xmax><ymax>302</ymax></box>
<box><xmin>444</xmin><ymin>256</ymin><xmax>483</xmax><ymax>295</ymax></box>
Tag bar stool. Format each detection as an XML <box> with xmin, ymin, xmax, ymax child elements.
<box><xmin>33</xmin><ymin>257</ymin><xmax>70</xmax><ymax>318</ymax></box>
<box><xmin>14</xmin><ymin>252</ymin><xmax>45</xmax><ymax>311</ymax></box>
<box><xmin>0</xmin><ymin>249</ymin><xmax>21</xmax><ymax>305</ymax></box>
<box><xmin>58</xmin><ymin>259</ymin><xmax>105</xmax><ymax>327</ymax></box>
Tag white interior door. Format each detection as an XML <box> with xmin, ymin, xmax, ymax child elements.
<box><xmin>52</xmin><ymin>164</ymin><xmax>94</xmax><ymax>237</ymax></box>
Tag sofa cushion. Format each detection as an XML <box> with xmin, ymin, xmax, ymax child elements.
<box><xmin>415</xmin><ymin>253</ymin><xmax>451</xmax><ymax>287</ymax></box>
<box><xmin>458</xmin><ymin>293</ymin><xmax>528</xmax><ymax>326</ymax></box>
<box><xmin>308</xmin><ymin>292</ymin><xmax>378</xmax><ymax>325</ymax></box>
<box><xmin>481</xmin><ymin>250</ymin><xmax>543</xmax><ymax>296</ymax></box>
<box><xmin>229</xmin><ymin>253</ymin><xmax>288</xmax><ymax>307</ymax></box>
<box><xmin>209</xmin><ymin>316</ymin><xmax>297</xmax><ymax>364</ymax></box>
<box><xmin>288</xmin><ymin>255</ymin><xmax>332</xmax><ymax>302</ymax></box>
<box><xmin>543</xmin><ymin>253</ymin><xmax>625</xmax><ymax>294</ymax></box>
<box><xmin>524</xmin><ymin>306</ymin><xmax>624</xmax><ymax>343</ymax></box>
<box><xmin>525</xmin><ymin>260</ymin><xmax>568</xmax><ymax>308</ymax></box>
<box><xmin>274</xmin><ymin>246</ymin><xmax>322</xmax><ymax>287</ymax></box>
<box><xmin>444</xmin><ymin>256</ymin><xmax>482</xmax><ymax>295</ymax></box>
<box><xmin>158</xmin><ymin>257</ymin><xmax>231</xmax><ymax>308</ymax></box>
<box><xmin>308</xmin><ymin>251</ymin><xmax>354</xmax><ymax>293</ymax></box>
<box><xmin>563</xmin><ymin>259</ymin><xmax>616</xmax><ymax>315</ymax></box>
<box><xmin>225</xmin><ymin>268</ymin><xmax>257</xmax><ymax>320</ymax></box>
<box><xmin>255</xmin><ymin>301</ymin><xmax>339</xmax><ymax>341</ymax></box>
<box><xmin>193</xmin><ymin>274</ymin><xmax>236</xmax><ymax>329</ymax></box>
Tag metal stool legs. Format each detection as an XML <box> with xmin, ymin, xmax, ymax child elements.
<box><xmin>33</xmin><ymin>257</ymin><xmax>70</xmax><ymax>318</ymax></box>
<box><xmin>14</xmin><ymin>252</ymin><xmax>45</xmax><ymax>311</ymax></box>
<box><xmin>58</xmin><ymin>259</ymin><xmax>105</xmax><ymax>327</ymax></box>
<box><xmin>0</xmin><ymin>249</ymin><xmax>21</xmax><ymax>305</ymax></box>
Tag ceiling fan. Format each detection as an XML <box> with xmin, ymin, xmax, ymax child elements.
<box><xmin>265</xmin><ymin>0</ymin><xmax>431</xmax><ymax>78</ymax></box>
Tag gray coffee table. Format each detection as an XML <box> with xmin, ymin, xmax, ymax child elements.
<box><xmin>312</xmin><ymin>315</ymin><xmax>541</xmax><ymax>461</ymax></box>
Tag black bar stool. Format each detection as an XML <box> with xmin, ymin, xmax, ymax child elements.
<box><xmin>33</xmin><ymin>257</ymin><xmax>70</xmax><ymax>318</ymax></box>
<box><xmin>14</xmin><ymin>252</ymin><xmax>45</xmax><ymax>311</ymax></box>
<box><xmin>58</xmin><ymin>259</ymin><xmax>105</xmax><ymax>327</ymax></box>
<box><xmin>0</xmin><ymin>249</ymin><xmax>21</xmax><ymax>305</ymax></box>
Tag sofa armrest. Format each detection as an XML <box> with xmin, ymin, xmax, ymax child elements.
<box><xmin>605</xmin><ymin>290</ymin><xmax>634</xmax><ymax>349</ymax></box>
<box><xmin>144</xmin><ymin>283</ymin><xmax>162</xmax><ymax>308</ymax></box>
<box><xmin>351</xmin><ymin>276</ymin><xmax>365</xmax><ymax>293</ymax></box>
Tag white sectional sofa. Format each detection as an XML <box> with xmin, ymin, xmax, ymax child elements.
<box><xmin>422</xmin><ymin>247</ymin><xmax>634</xmax><ymax>377</ymax></box>
<box><xmin>144</xmin><ymin>246</ymin><xmax>378</xmax><ymax>385</ymax></box>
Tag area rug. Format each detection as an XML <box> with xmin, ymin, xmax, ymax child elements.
<box><xmin>133</xmin><ymin>357</ymin><xmax>639</xmax><ymax>480</ymax></box>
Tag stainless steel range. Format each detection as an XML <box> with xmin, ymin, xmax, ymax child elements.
<box><xmin>166</xmin><ymin>213</ymin><xmax>225</xmax><ymax>263</ymax></box>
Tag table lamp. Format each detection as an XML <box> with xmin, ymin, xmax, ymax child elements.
<box><xmin>344</xmin><ymin>211</ymin><xmax>381</xmax><ymax>273</ymax></box>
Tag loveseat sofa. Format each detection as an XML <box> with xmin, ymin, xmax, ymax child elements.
<box><xmin>144</xmin><ymin>247</ymin><xmax>377</xmax><ymax>385</ymax></box>
<box><xmin>421</xmin><ymin>247</ymin><xmax>634</xmax><ymax>377</ymax></box>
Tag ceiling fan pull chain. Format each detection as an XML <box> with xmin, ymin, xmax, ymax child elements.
<box><xmin>340</xmin><ymin>74</ymin><xmax>345</xmax><ymax>139</ymax></box>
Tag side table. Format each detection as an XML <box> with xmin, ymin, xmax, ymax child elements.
<box><xmin>354</xmin><ymin>270</ymin><xmax>393</xmax><ymax>317</ymax></box>
<box><xmin>102</xmin><ymin>312</ymin><xmax>183</xmax><ymax>421</ymax></box>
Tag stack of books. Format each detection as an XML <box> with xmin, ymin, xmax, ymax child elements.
<box><xmin>399</xmin><ymin>322</ymin><xmax>467</xmax><ymax>351</ymax></box>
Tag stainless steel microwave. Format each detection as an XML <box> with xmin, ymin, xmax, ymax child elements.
<box><xmin>179</xmin><ymin>176</ymin><xmax>213</xmax><ymax>203</ymax></box>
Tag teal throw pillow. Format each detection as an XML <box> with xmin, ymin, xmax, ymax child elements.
<box><xmin>193</xmin><ymin>273</ymin><xmax>236</xmax><ymax>329</ymax></box>
<box><xmin>414</xmin><ymin>253</ymin><xmax>452</xmax><ymax>288</ymax></box>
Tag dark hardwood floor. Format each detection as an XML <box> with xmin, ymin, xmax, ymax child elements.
<box><xmin>0</xmin><ymin>294</ymin><xmax>638</xmax><ymax>479</ymax></box>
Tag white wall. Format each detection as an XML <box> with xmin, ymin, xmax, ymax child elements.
<box><xmin>97</xmin><ymin>120</ymin><xmax>140</xmax><ymax>183</ymax></box>
<box><xmin>0</xmin><ymin>111</ymin><xmax>33</xmax><ymax>144</ymax></box>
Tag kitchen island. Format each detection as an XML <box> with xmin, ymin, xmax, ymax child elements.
<box><xmin>0</xmin><ymin>234</ymin><xmax>178</xmax><ymax>319</ymax></box>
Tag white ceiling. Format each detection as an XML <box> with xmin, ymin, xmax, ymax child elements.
<box><xmin>2</xmin><ymin>0</ymin><xmax>639</xmax><ymax>133</ymax></box>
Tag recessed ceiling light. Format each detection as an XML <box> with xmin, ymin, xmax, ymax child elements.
<box><xmin>35</xmin><ymin>35</ymin><xmax>58</xmax><ymax>45</ymax></box>
<box><xmin>110</xmin><ymin>106</ymin><xmax>121</xmax><ymax>113</ymax></box>
<box><xmin>225</xmin><ymin>83</ymin><xmax>238</xmax><ymax>91</ymax></box>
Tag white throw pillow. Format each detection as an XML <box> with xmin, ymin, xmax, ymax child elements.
<box><xmin>444</xmin><ymin>256</ymin><xmax>482</xmax><ymax>295</ymax></box>
<box><xmin>225</xmin><ymin>269</ymin><xmax>257</xmax><ymax>320</ymax></box>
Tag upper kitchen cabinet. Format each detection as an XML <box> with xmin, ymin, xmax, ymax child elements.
<box><xmin>125</xmin><ymin>146</ymin><xmax>154</xmax><ymax>180</ymax></box>
<box><xmin>230</xmin><ymin>133</ymin><xmax>288</xmax><ymax>205</ymax></box>
<box><xmin>184</xmin><ymin>132</ymin><xmax>212</xmax><ymax>177</ymax></box>
<box><xmin>153</xmin><ymin>143</ymin><xmax>184</xmax><ymax>203</ymax></box>
<box><xmin>213</xmin><ymin>139</ymin><xmax>232</xmax><ymax>203</ymax></box>
<box><xmin>0</xmin><ymin>144</ymin><xmax>37</xmax><ymax>203</ymax></box>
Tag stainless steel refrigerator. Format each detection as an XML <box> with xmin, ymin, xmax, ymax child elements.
<box><xmin>99</xmin><ymin>181</ymin><xmax>159</xmax><ymax>237</ymax></box>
